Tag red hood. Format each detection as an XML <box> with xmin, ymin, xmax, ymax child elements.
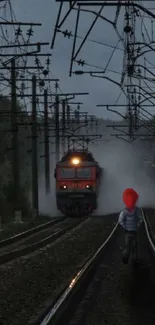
<box><xmin>123</xmin><ymin>188</ymin><xmax>138</xmax><ymax>210</ymax></box>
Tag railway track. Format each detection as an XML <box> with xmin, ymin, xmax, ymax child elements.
<box><xmin>0</xmin><ymin>217</ymin><xmax>65</xmax><ymax>248</ymax></box>
<box><xmin>35</xmin><ymin>209</ymin><xmax>155</xmax><ymax>325</ymax></box>
<box><xmin>0</xmin><ymin>217</ymin><xmax>88</xmax><ymax>265</ymax></box>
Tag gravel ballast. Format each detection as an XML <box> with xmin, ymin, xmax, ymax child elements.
<box><xmin>0</xmin><ymin>215</ymin><xmax>58</xmax><ymax>241</ymax></box>
<box><xmin>0</xmin><ymin>214</ymin><xmax>117</xmax><ymax>325</ymax></box>
<box><xmin>68</xmin><ymin>224</ymin><xmax>155</xmax><ymax>325</ymax></box>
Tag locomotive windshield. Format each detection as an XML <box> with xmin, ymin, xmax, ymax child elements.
<box><xmin>58</xmin><ymin>167</ymin><xmax>92</xmax><ymax>179</ymax></box>
<box><xmin>76</xmin><ymin>167</ymin><xmax>91</xmax><ymax>179</ymax></box>
<box><xmin>59</xmin><ymin>168</ymin><xmax>75</xmax><ymax>178</ymax></box>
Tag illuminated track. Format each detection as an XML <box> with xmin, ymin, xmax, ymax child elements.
<box><xmin>0</xmin><ymin>217</ymin><xmax>88</xmax><ymax>265</ymax></box>
<box><xmin>29</xmin><ymin>216</ymin><xmax>119</xmax><ymax>325</ymax></box>
<box><xmin>35</xmin><ymin>209</ymin><xmax>155</xmax><ymax>325</ymax></box>
<box><xmin>142</xmin><ymin>209</ymin><xmax>155</xmax><ymax>257</ymax></box>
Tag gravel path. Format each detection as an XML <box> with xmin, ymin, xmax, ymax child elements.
<box><xmin>0</xmin><ymin>214</ymin><xmax>117</xmax><ymax>325</ymax></box>
<box><xmin>68</xmin><ymin>223</ymin><xmax>155</xmax><ymax>325</ymax></box>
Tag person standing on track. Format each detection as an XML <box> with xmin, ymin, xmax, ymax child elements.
<box><xmin>118</xmin><ymin>188</ymin><xmax>143</xmax><ymax>265</ymax></box>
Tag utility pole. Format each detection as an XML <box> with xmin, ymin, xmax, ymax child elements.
<box><xmin>85</xmin><ymin>113</ymin><xmax>88</xmax><ymax>135</ymax></box>
<box><xmin>61</xmin><ymin>99</ymin><xmax>66</xmax><ymax>154</ymax></box>
<box><xmin>66</xmin><ymin>104</ymin><xmax>70</xmax><ymax>150</ymax></box>
<box><xmin>11</xmin><ymin>58</ymin><xmax>20</xmax><ymax>221</ymax></box>
<box><xmin>55</xmin><ymin>95</ymin><xmax>60</xmax><ymax>162</ymax></box>
<box><xmin>54</xmin><ymin>80</ymin><xmax>60</xmax><ymax>162</ymax></box>
<box><xmin>76</xmin><ymin>105</ymin><xmax>80</xmax><ymax>135</ymax></box>
<box><xmin>67</xmin><ymin>104</ymin><xmax>70</xmax><ymax>125</ymax></box>
<box><xmin>41</xmin><ymin>92</ymin><xmax>88</xmax><ymax>160</ymax></box>
<box><xmin>44</xmin><ymin>88</ymin><xmax>50</xmax><ymax>194</ymax></box>
<box><xmin>32</xmin><ymin>74</ymin><xmax>38</xmax><ymax>217</ymax></box>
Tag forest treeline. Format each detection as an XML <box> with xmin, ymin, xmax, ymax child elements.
<box><xmin>0</xmin><ymin>96</ymin><xmax>38</xmax><ymax>223</ymax></box>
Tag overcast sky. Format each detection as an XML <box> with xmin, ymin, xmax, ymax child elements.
<box><xmin>2</xmin><ymin>0</ymin><xmax>155</xmax><ymax>120</ymax></box>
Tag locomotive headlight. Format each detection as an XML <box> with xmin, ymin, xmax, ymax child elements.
<box><xmin>86</xmin><ymin>185</ymin><xmax>92</xmax><ymax>189</ymax></box>
<box><xmin>63</xmin><ymin>185</ymin><xmax>67</xmax><ymax>189</ymax></box>
<box><xmin>71</xmin><ymin>157</ymin><xmax>80</xmax><ymax>165</ymax></box>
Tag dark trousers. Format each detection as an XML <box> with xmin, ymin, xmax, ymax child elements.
<box><xmin>122</xmin><ymin>230</ymin><xmax>138</xmax><ymax>261</ymax></box>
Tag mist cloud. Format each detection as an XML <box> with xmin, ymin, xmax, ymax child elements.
<box><xmin>91</xmin><ymin>138</ymin><xmax>155</xmax><ymax>215</ymax></box>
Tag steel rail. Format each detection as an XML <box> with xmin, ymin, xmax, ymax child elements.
<box><xmin>35</xmin><ymin>219</ymin><xmax>119</xmax><ymax>325</ymax></box>
<box><xmin>37</xmin><ymin>209</ymin><xmax>155</xmax><ymax>325</ymax></box>
<box><xmin>0</xmin><ymin>218</ymin><xmax>87</xmax><ymax>265</ymax></box>
<box><xmin>0</xmin><ymin>217</ymin><xmax>65</xmax><ymax>248</ymax></box>
<box><xmin>142</xmin><ymin>209</ymin><xmax>155</xmax><ymax>256</ymax></box>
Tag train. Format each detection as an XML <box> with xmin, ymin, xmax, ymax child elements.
<box><xmin>54</xmin><ymin>149</ymin><xmax>102</xmax><ymax>217</ymax></box>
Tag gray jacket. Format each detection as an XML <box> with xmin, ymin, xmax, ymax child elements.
<box><xmin>118</xmin><ymin>207</ymin><xmax>143</xmax><ymax>231</ymax></box>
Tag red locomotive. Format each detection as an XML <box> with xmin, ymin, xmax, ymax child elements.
<box><xmin>54</xmin><ymin>149</ymin><xmax>102</xmax><ymax>217</ymax></box>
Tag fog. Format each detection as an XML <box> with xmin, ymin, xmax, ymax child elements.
<box><xmin>37</xmin><ymin>125</ymin><xmax>155</xmax><ymax>217</ymax></box>
<box><xmin>38</xmin><ymin>158</ymin><xmax>62</xmax><ymax>217</ymax></box>
<box><xmin>91</xmin><ymin>139</ymin><xmax>155</xmax><ymax>215</ymax></box>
